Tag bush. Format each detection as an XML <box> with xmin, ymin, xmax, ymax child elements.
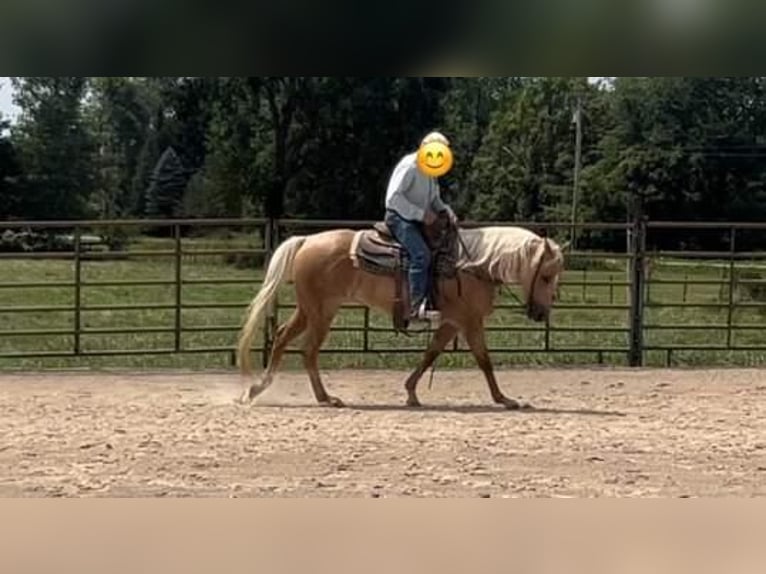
<box><xmin>0</xmin><ymin>229</ymin><xmax>72</xmax><ymax>252</ymax></box>
<box><xmin>224</xmin><ymin>252</ymin><xmax>266</xmax><ymax>270</ymax></box>
<box><xmin>0</xmin><ymin>229</ymin><xmax>111</xmax><ymax>254</ymax></box>
<box><xmin>565</xmin><ymin>255</ymin><xmax>623</xmax><ymax>272</ymax></box>
<box><xmin>737</xmin><ymin>269</ymin><xmax>766</xmax><ymax>302</ymax></box>
<box><xmin>101</xmin><ymin>227</ymin><xmax>130</xmax><ymax>252</ymax></box>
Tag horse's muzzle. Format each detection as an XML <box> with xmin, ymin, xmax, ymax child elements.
<box><xmin>527</xmin><ymin>303</ymin><xmax>549</xmax><ymax>323</ymax></box>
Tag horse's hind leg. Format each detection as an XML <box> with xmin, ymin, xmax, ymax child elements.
<box><xmin>303</xmin><ymin>313</ymin><xmax>343</xmax><ymax>407</ymax></box>
<box><xmin>241</xmin><ymin>309</ymin><xmax>307</xmax><ymax>402</ymax></box>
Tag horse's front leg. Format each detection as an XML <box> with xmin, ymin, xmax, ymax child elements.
<box><xmin>404</xmin><ymin>322</ymin><xmax>458</xmax><ymax>407</ymax></box>
<box><xmin>463</xmin><ymin>321</ymin><xmax>529</xmax><ymax>410</ymax></box>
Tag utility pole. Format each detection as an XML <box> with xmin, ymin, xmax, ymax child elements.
<box><xmin>571</xmin><ymin>95</ymin><xmax>583</xmax><ymax>248</ymax></box>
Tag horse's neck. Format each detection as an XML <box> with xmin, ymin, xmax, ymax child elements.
<box><xmin>458</xmin><ymin>227</ymin><xmax>535</xmax><ymax>284</ymax></box>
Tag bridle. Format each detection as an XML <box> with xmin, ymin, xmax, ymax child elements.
<box><xmin>428</xmin><ymin>233</ymin><xmax>552</xmax><ymax>389</ymax></box>
<box><xmin>435</xmin><ymin>221</ymin><xmax>555</xmax><ymax>314</ymax></box>
<box><xmin>524</xmin><ymin>237</ymin><xmax>550</xmax><ymax>313</ymax></box>
<box><xmin>493</xmin><ymin>236</ymin><xmax>551</xmax><ymax>315</ymax></box>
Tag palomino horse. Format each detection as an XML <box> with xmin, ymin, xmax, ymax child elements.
<box><xmin>236</xmin><ymin>221</ymin><xmax>565</xmax><ymax>409</ymax></box>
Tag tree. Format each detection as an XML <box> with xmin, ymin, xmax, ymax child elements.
<box><xmin>283</xmin><ymin>77</ymin><xmax>453</xmax><ymax>220</ymax></box>
<box><xmin>440</xmin><ymin>77</ymin><xmax>522</xmax><ymax>213</ymax></box>
<box><xmin>286</xmin><ymin>77</ymin><xmax>408</xmax><ymax>219</ymax></box>
<box><xmin>588</xmin><ymin>77</ymin><xmax>766</xmax><ymax>249</ymax></box>
<box><xmin>88</xmin><ymin>77</ymin><xmax>155</xmax><ymax>218</ymax></box>
<box><xmin>199</xmin><ymin>77</ymin><xmax>261</xmax><ymax>217</ymax></box>
<box><xmin>181</xmin><ymin>169</ymin><xmax>226</xmax><ymax>219</ymax></box>
<box><xmin>468</xmin><ymin>77</ymin><xmax>589</xmax><ymax>221</ymax></box>
<box><xmin>11</xmin><ymin>77</ymin><xmax>96</xmax><ymax>219</ymax></box>
<box><xmin>259</xmin><ymin>77</ymin><xmax>311</xmax><ymax>219</ymax></box>
<box><xmin>0</xmin><ymin>115</ymin><xmax>23</xmax><ymax>218</ymax></box>
<box><xmin>128</xmin><ymin>77</ymin><xmax>191</xmax><ymax>217</ymax></box>
<box><xmin>165</xmin><ymin>77</ymin><xmax>219</xmax><ymax>172</ymax></box>
<box><xmin>144</xmin><ymin>146</ymin><xmax>188</xmax><ymax>218</ymax></box>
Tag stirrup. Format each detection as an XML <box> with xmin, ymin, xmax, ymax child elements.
<box><xmin>411</xmin><ymin>301</ymin><xmax>441</xmax><ymax>323</ymax></box>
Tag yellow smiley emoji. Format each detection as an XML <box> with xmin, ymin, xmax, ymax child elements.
<box><xmin>416</xmin><ymin>141</ymin><xmax>453</xmax><ymax>177</ymax></box>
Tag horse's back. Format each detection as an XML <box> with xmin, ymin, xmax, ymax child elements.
<box><xmin>292</xmin><ymin>228</ymin><xmax>357</xmax><ymax>272</ymax></box>
<box><xmin>301</xmin><ymin>228</ymin><xmax>357</xmax><ymax>254</ymax></box>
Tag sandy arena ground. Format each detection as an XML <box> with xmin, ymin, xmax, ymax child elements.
<box><xmin>0</xmin><ymin>368</ymin><xmax>764</xmax><ymax>497</ymax></box>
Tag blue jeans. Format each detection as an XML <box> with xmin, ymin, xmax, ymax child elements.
<box><xmin>385</xmin><ymin>209</ymin><xmax>431</xmax><ymax>312</ymax></box>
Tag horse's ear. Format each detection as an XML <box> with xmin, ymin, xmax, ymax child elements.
<box><xmin>559</xmin><ymin>240</ymin><xmax>571</xmax><ymax>252</ymax></box>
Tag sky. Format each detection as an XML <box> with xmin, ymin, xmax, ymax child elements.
<box><xmin>0</xmin><ymin>77</ymin><xmax>19</xmax><ymax>122</ymax></box>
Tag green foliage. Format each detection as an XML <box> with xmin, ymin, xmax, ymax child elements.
<box><xmin>595</xmin><ymin>77</ymin><xmax>766</xmax><ymax>249</ymax></box>
<box><xmin>6</xmin><ymin>76</ymin><xmax>766</xmax><ymax>255</ymax></box>
<box><xmin>145</xmin><ymin>146</ymin><xmax>188</xmax><ymax>218</ymax></box>
<box><xmin>181</xmin><ymin>169</ymin><xmax>225</xmax><ymax>218</ymax></box>
<box><xmin>468</xmin><ymin>77</ymin><xmax>585</xmax><ymax>221</ymax></box>
<box><xmin>0</xmin><ymin>115</ymin><xmax>23</xmax><ymax>218</ymax></box>
<box><xmin>564</xmin><ymin>255</ymin><xmax>623</xmax><ymax>272</ymax></box>
<box><xmin>0</xmin><ymin>229</ymin><xmax>76</xmax><ymax>252</ymax></box>
<box><xmin>736</xmin><ymin>269</ymin><xmax>766</xmax><ymax>302</ymax></box>
<box><xmin>285</xmin><ymin>77</ymin><xmax>451</xmax><ymax>219</ymax></box>
<box><xmin>199</xmin><ymin>78</ymin><xmax>260</xmax><ymax>217</ymax></box>
<box><xmin>10</xmin><ymin>77</ymin><xmax>96</xmax><ymax>219</ymax></box>
<box><xmin>440</xmin><ymin>77</ymin><xmax>521</xmax><ymax>213</ymax></box>
<box><xmin>88</xmin><ymin>77</ymin><xmax>154</xmax><ymax>219</ymax></box>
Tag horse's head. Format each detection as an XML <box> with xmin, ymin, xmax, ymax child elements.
<box><xmin>522</xmin><ymin>236</ymin><xmax>566</xmax><ymax>322</ymax></box>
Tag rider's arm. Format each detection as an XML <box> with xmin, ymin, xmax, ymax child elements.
<box><xmin>431</xmin><ymin>183</ymin><xmax>447</xmax><ymax>213</ymax></box>
<box><xmin>388</xmin><ymin>162</ymin><xmax>427</xmax><ymax>221</ymax></box>
<box><xmin>430</xmin><ymin>182</ymin><xmax>457</xmax><ymax>223</ymax></box>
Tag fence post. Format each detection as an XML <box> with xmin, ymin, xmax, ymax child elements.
<box><xmin>262</xmin><ymin>217</ymin><xmax>276</xmax><ymax>369</ymax></box>
<box><xmin>363</xmin><ymin>307</ymin><xmax>370</xmax><ymax>352</ymax></box>
<box><xmin>628</xmin><ymin>215</ymin><xmax>647</xmax><ymax>367</ymax></box>
<box><xmin>174</xmin><ymin>223</ymin><xmax>182</xmax><ymax>352</ymax></box>
<box><xmin>73</xmin><ymin>226</ymin><xmax>82</xmax><ymax>356</ymax></box>
<box><xmin>726</xmin><ymin>227</ymin><xmax>736</xmax><ymax>349</ymax></box>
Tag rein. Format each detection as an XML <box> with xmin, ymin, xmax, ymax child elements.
<box><xmin>427</xmin><ymin>233</ymin><xmax>550</xmax><ymax>390</ymax></box>
<box><xmin>525</xmin><ymin>238</ymin><xmax>549</xmax><ymax>311</ymax></box>
<box><xmin>456</xmin><ymin>229</ymin><xmax>471</xmax><ymax>261</ymax></box>
<box><xmin>495</xmin><ymin>237</ymin><xmax>549</xmax><ymax>313</ymax></box>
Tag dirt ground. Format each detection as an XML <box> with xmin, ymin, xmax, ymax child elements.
<box><xmin>0</xmin><ymin>368</ymin><xmax>764</xmax><ymax>497</ymax></box>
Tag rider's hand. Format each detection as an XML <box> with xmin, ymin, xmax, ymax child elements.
<box><xmin>424</xmin><ymin>210</ymin><xmax>437</xmax><ymax>225</ymax></box>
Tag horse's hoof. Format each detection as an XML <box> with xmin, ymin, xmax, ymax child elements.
<box><xmin>239</xmin><ymin>384</ymin><xmax>264</xmax><ymax>404</ymax></box>
<box><xmin>500</xmin><ymin>398</ymin><xmax>521</xmax><ymax>410</ymax></box>
<box><xmin>406</xmin><ymin>398</ymin><xmax>422</xmax><ymax>408</ymax></box>
<box><xmin>320</xmin><ymin>396</ymin><xmax>345</xmax><ymax>408</ymax></box>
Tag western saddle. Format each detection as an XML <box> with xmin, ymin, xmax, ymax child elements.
<box><xmin>350</xmin><ymin>211</ymin><xmax>460</xmax><ymax>332</ymax></box>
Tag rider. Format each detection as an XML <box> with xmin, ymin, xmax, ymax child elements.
<box><xmin>384</xmin><ymin>131</ymin><xmax>457</xmax><ymax>323</ymax></box>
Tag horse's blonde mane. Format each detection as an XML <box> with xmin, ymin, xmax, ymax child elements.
<box><xmin>456</xmin><ymin>226</ymin><xmax>548</xmax><ymax>284</ymax></box>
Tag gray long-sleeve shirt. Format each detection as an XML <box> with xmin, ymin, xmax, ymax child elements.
<box><xmin>385</xmin><ymin>152</ymin><xmax>446</xmax><ymax>222</ymax></box>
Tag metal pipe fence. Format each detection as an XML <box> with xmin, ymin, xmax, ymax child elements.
<box><xmin>1</xmin><ymin>217</ymin><xmax>766</xmax><ymax>368</ymax></box>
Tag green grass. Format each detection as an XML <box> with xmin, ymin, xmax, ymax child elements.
<box><xmin>2</xmin><ymin>236</ymin><xmax>766</xmax><ymax>370</ymax></box>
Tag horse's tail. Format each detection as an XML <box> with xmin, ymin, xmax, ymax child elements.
<box><xmin>236</xmin><ymin>235</ymin><xmax>307</xmax><ymax>377</ymax></box>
